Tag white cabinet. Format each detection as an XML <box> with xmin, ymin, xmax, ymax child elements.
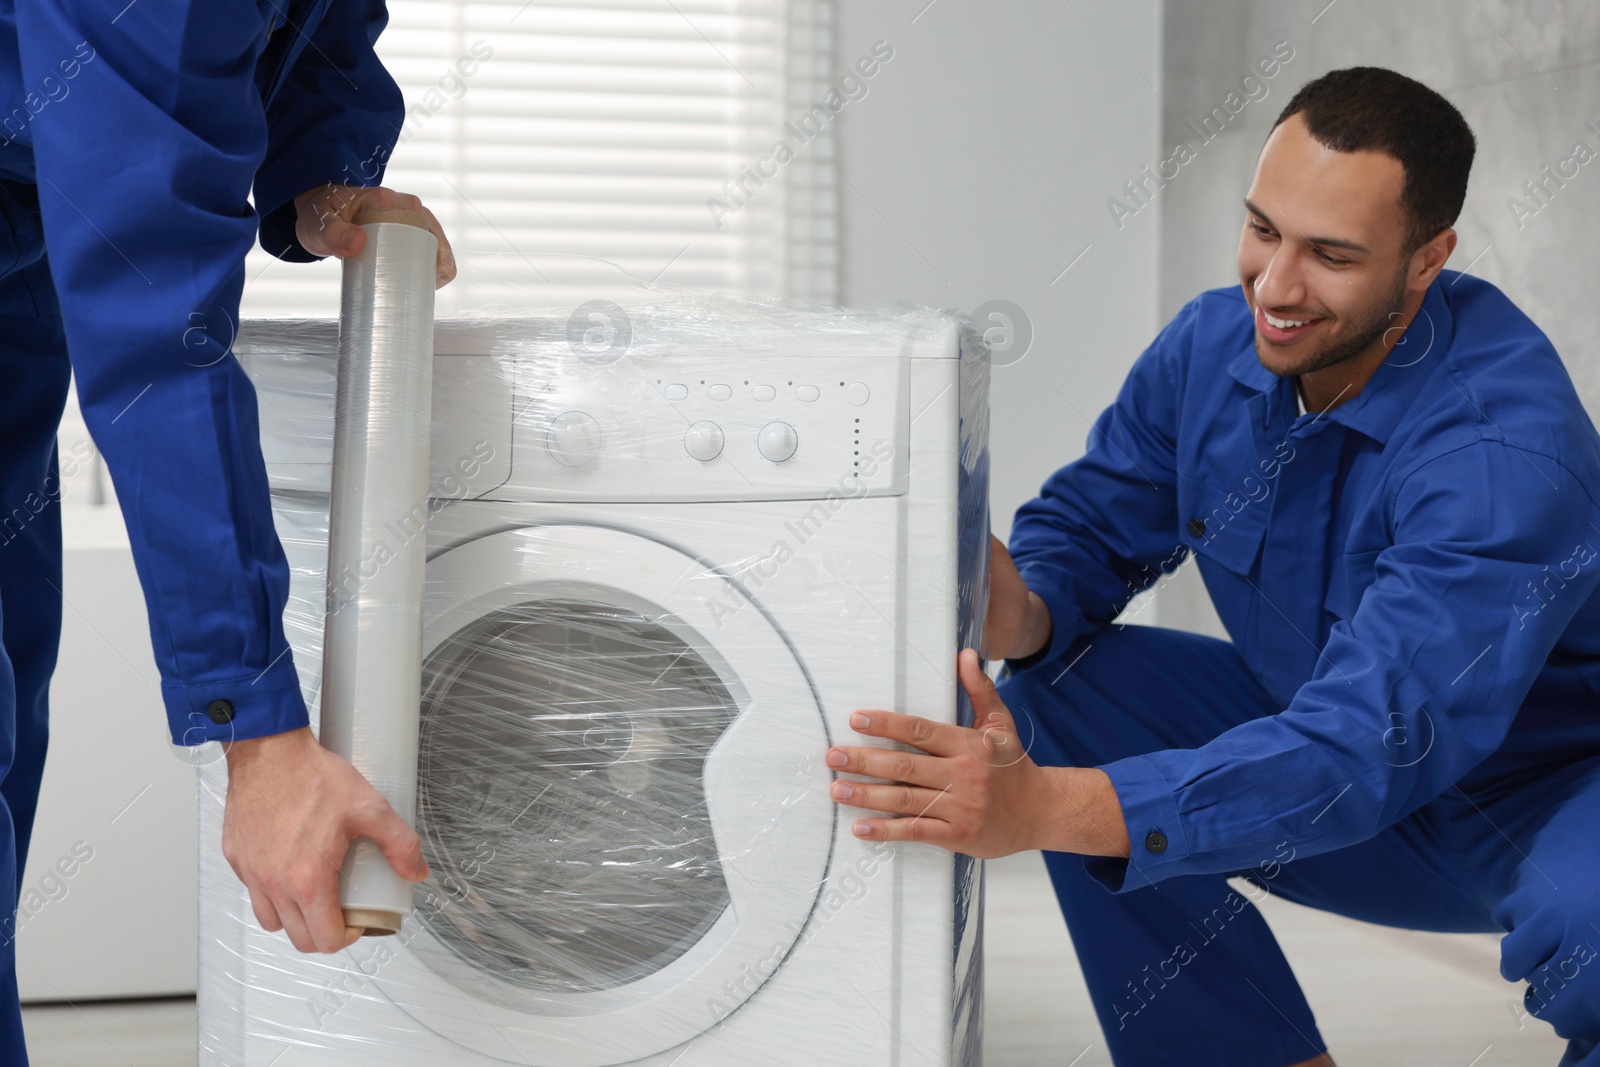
<box><xmin>15</xmin><ymin>390</ymin><xmax>198</xmax><ymax>1002</ymax></box>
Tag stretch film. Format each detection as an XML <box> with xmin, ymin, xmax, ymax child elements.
<box><xmin>322</xmin><ymin>213</ymin><xmax>438</xmax><ymax>936</ymax></box>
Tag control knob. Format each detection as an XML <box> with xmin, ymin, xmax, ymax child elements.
<box><xmin>684</xmin><ymin>421</ymin><xmax>725</xmax><ymax>462</ymax></box>
<box><xmin>757</xmin><ymin>421</ymin><xmax>799</xmax><ymax>463</ymax></box>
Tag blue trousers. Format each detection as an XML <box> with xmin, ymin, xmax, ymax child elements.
<box><xmin>999</xmin><ymin>624</ymin><xmax>1600</xmax><ymax>1067</ymax></box>
<box><xmin>0</xmin><ymin>178</ymin><xmax>72</xmax><ymax>1067</ymax></box>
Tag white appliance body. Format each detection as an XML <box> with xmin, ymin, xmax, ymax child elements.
<box><xmin>201</xmin><ymin>306</ymin><xmax>988</xmax><ymax>1066</ymax></box>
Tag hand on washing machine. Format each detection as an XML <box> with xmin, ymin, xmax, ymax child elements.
<box><xmin>221</xmin><ymin>726</ymin><xmax>430</xmax><ymax>954</ymax></box>
<box><xmin>293</xmin><ymin>183</ymin><xmax>458</xmax><ymax>288</ymax></box>
<box><xmin>825</xmin><ymin>649</ymin><xmax>1130</xmax><ymax>860</ymax></box>
<box><xmin>984</xmin><ymin>534</ymin><xmax>1053</xmax><ymax>661</ymax></box>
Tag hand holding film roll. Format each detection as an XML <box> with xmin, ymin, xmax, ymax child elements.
<box><xmin>321</xmin><ymin>208</ymin><xmax>437</xmax><ymax>937</ymax></box>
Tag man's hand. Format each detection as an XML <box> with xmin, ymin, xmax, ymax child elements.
<box><xmin>985</xmin><ymin>534</ymin><xmax>1053</xmax><ymax>661</ymax></box>
<box><xmin>825</xmin><ymin>649</ymin><xmax>1129</xmax><ymax>859</ymax></box>
<box><xmin>221</xmin><ymin>726</ymin><xmax>429</xmax><ymax>954</ymax></box>
<box><xmin>292</xmin><ymin>184</ymin><xmax>457</xmax><ymax>288</ymax></box>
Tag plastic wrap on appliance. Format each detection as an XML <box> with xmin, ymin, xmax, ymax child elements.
<box><xmin>951</xmin><ymin>317</ymin><xmax>992</xmax><ymax>1063</ymax></box>
<box><xmin>198</xmin><ymin>296</ymin><xmax>991</xmax><ymax>1066</ymax></box>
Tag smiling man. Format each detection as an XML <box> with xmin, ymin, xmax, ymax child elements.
<box><xmin>825</xmin><ymin>67</ymin><xmax>1600</xmax><ymax>1066</ymax></box>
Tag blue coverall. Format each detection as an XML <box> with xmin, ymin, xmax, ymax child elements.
<box><xmin>1002</xmin><ymin>274</ymin><xmax>1600</xmax><ymax>1066</ymax></box>
<box><xmin>0</xmin><ymin>1</ymin><xmax>402</xmax><ymax>1059</ymax></box>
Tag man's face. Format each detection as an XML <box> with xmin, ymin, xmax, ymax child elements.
<box><xmin>1237</xmin><ymin>113</ymin><xmax>1413</xmax><ymax>379</ymax></box>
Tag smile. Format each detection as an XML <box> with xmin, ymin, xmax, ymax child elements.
<box><xmin>1255</xmin><ymin>304</ymin><xmax>1323</xmax><ymax>343</ymax></box>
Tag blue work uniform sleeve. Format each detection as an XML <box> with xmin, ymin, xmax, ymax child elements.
<box><xmin>254</xmin><ymin>0</ymin><xmax>403</xmax><ymax>261</ymax></box>
<box><xmin>1091</xmin><ymin>440</ymin><xmax>1600</xmax><ymax>890</ymax></box>
<box><xmin>14</xmin><ymin>0</ymin><xmax>387</xmax><ymax>745</ymax></box>
<box><xmin>1007</xmin><ymin>301</ymin><xmax>1194</xmax><ymax>666</ymax></box>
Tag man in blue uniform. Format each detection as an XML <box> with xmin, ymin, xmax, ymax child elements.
<box><xmin>0</xmin><ymin>1</ymin><xmax>450</xmax><ymax>1061</ymax></box>
<box><xmin>826</xmin><ymin>68</ymin><xmax>1600</xmax><ymax>1065</ymax></box>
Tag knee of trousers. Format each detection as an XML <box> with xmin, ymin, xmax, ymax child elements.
<box><xmin>1498</xmin><ymin>890</ymin><xmax>1600</xmax><ymax>1041</ymax></box>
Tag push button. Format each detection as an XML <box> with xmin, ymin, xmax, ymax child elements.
<box><xmin>1186</xmin><ymin>517</ymin><xmax>1206</xmax><ymax>538</ymax></box>
<box><xmin>546</xmin><ymin>411</ymin><xmax>602</xmax><ymax>468</ymax></box>
<box><xmin>207</xmin><ymin>699</ymin><xmax>235</xmax><ymax>725</ymax></box>
<box><xmin>663</xmin><ymin>383</ymin><xmax>688</xmax><ymax>401</ymax></box>
<box><xmin>708</xmin><ymin>384</ymin><xmax>732</xmax><ymax>401</ymax></box>
<box><xmin>845</xmin><ymin>382</ymin><xmax>870</xmax><ymax>406</ymax></box>
<box><xmin>795</xmin><ymin>385</ymin><xmax>820</xmax><ymax>402</ymax></box>
<box><xmin>752</xmin><ymin>384</ymin><xmax>776</xmax><ymax>401</ymax></box>
<box><xmin>1144</xmin><ymin>829</ymin><xmax>1168</xmax><ymax>854</ymax></box>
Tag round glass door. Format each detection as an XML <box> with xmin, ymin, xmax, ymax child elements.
<box><xmin>377</xmin><ymin>524</ymin><xmax>834</xmax><ymax>1066</ymax></box>
<box><xmin>415</xmin><ymin>599</ymin><xmax>740</xmax><ymax>993</ymax></box>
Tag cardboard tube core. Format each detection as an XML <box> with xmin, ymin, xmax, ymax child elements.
<box><xmin>344</xmin><ymin>908</ymin><xmax>403</xmax><ymax>937</ymax></box>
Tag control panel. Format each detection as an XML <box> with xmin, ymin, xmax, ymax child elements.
<box><xmin>495</xmin><ymin>354</ymin><xmax>910</xmax><ymax>503</ymax></box>
<box><xmin>236</xmin><ymin>315</ymin><xmax>955</xmax><ymax>505</ymax></box>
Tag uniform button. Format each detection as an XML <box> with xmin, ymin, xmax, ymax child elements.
<box><xmin>207</xmin><ymin>699</ymin><xmax>235</xmax><ymax>725</ymax></box>
<box><xmin>1186</xmin><ymin>517</ymin><xmax>1206</xmax><ymax>538</ymax></box>
<box><xmin>1144</xmin><ymin>830</ymin><xmax>1168</xmax><ymax>854</ymax></box>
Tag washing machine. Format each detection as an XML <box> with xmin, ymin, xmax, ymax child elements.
<box><xmin>198</xmin><ymin>300</ymin><xmax>990</xmax><ymax>1066</ymax></box>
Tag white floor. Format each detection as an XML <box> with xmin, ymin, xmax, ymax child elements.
<box><xmin>20</xmin><ymin>852</ymin><xmax>1569</xmax><ymax>1066</ymax></box>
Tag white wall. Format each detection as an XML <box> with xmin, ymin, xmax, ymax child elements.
<box><xmin>834</xmin><ymin>0</ymin><xmax>1163</xmax><ymax>543</ymax></box>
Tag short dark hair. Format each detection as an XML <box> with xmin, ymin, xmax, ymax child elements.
<box><xmin>1272</xmin><ymin>67</ymin><xmax>1475</xmax><ymax>254</ymax></box>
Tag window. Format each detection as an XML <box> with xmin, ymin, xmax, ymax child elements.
<box><xmin>241</xmin><ymin>0</ymin><xmax>839</xmax><ymax>317</ymax></box>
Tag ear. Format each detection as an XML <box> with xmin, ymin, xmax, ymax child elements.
<box><xmin>1409</xmin><ymin>227</ymin><xmax>1458</xmax><ymax>291</ymax></box>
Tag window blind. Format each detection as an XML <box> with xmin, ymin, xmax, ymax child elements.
<box><xmin>239</xmin><ymin>0</ymin><xmax>839</xmax><ymax>318</ymax></box>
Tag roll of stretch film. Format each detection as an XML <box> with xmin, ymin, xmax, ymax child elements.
<box><xmin>322</xmin><ymin>209</ymin><xmax>437</xmax><ymax>937</ymax></box>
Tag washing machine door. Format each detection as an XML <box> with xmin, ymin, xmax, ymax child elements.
<box><xmin>377</xmin><ymin>524</ymin><xmax>835</xmax><ymax>1065</ymax></box>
